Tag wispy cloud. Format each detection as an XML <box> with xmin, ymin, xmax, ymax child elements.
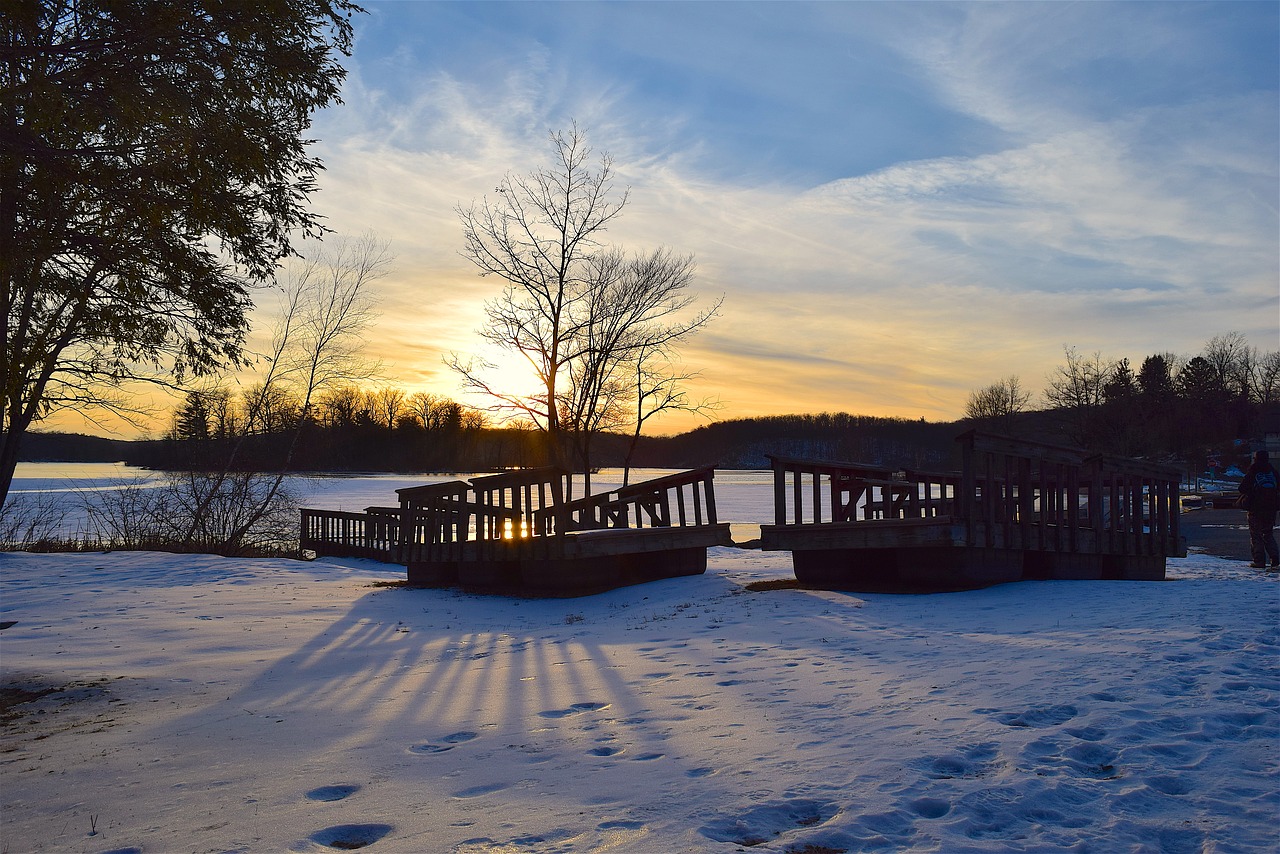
<box><xmin>46</xmin><ymin>2</ymin><xmax>1275</xmax><ymax>439</ymax></box>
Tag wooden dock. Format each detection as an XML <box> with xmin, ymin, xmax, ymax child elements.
<box><xmin>300</xmin><ymin>467</ymin><xmax>732</xmax><ymax>596</ymax></box>
<box><xmin>759</xmin><ymin>431</ymin><xmax>1187</xmax><ymax>592</ymax></box>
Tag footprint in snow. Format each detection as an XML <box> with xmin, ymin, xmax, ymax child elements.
<box><xmin>907</xmin><ymin>797</ymin><xmax>951</xmax><ymax>819</ymax></box>
<box><xmin>452</xmin><ymin>782</ymin><xmax>509</xmax><ymax>799</ymax></box>
<box><xmin>408</xmin><ymin>731</ymin><xmax>478</xmax><ymax>755</ymax></box>
<box><xmin>307</xmin><ymin>823</ymin><xmax>393</xmax><ymax>850</ymax></box>
<box><xmin>588</xmin><ymin>746</ymin><xmax>624</xmax><ymax>757</ymax></box>
<box><xmin>699</xmin><ymin>798</ymin><xmax>837</xmax><ymax>847</ymax></box>
<box><xmin>991</xmin><ymin>704</ymin><xmax>1078</xmax><ymax>728</ymax></box>
<box><xmin>306</xmin><ymin>784</ymin><xmax>361</xmax><ymax>802</ymax></box>
<box><xmin>538</xmin><ymin>701</ymin><xmax>611</xmax><ymax>718</ymax></box>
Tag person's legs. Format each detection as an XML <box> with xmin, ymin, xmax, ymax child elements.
<box><xmin>1247</xmin><ymin>513</ymin><xmax>1270</xmax><ymax>566</ymax></box>
<box><xmin>1263</xmin><ymin>510</ymin><xmax>1280</xmax><ymax>566</ymax></box>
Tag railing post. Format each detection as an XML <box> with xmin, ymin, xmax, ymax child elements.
<box><xmin>704</xmin><ymin>472</ymin><xmax>718</xmax><ymax>524</ymax></box>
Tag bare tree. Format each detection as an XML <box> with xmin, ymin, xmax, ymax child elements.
<box><xmin>1252</xmin><ymin>350</ymin><xmax>1280</xmax><ymax>405</ymax></box>
<box><xmin>964</xmin><ymin>376</ymin><xmax>1031</xmax><ymax>429</ymax></box>
<box><xmin>449</xmin><ymin>123</ymin><xmax>627</xmax><ymax>466</ymax></box>
<box><xmin>240</xmin><ymin>382</ymin><xmax>301</xmax><ymax>435</ymax></box>
<box><xmin>1042</xmin><ymin>346</ymin><xmax>1115</xmax><ymax>446</ymax></box>
<box><xmin>173</xmin><ymin>234</ymin><xmax>391</xmax><ymax>553</ymax></box>
<box><xmin>1202</xmin><ymin>331</ymin><xmax>1254</xmax><ymax>400</ymax></box>
<box><xmin>404</xmin><ymin>391</ymin><xmax>467</xmax><ymax>431</ymax></box>
<box><xmin>369</xmin><ymin>387</ymin><xmax>406</xmax><ymax>430</ymax></box>
<box><xmin>622</xmin><ymin>339</ymin><xmax>721</xmax><ymax>485</ymax></box>
<box><xmin>451</xmin><ymin>127</ymin><xmax>720</xmax><ymax>485</ymax></box>
<box><xmin>558</xmin><ymin>247</ymin><xmax>720</xmax><ymax>488</ymax></box>
<box><xmin>1044</xmin><ymin>347</ymin><xmax>1113</xmax><ymax>411</ymax></box>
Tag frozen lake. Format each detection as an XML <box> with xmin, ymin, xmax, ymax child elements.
<box><xmin>7</xmin><ymin>462</ymin><xmax>776</xmax><ymax>543</ymax></box>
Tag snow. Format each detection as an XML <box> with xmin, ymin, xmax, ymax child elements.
<box><xmin>2</xmin><ymin>471</ymin><xmax>1278</xmax><ymax>852</ymax></box>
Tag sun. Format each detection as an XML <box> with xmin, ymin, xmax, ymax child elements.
<box><xmin>457</xmin><ymin>347</ymin><xmax>546</xmax><ymax>418</ymax></box>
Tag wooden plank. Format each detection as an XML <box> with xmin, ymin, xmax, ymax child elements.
<box><xmin>761</xmin><ymin>518</ymin><xmax>963</xmax><ymax>551</ymax></box>
<box><xmin>395</xmin><ymin>480</ymin><xmax>471</xmax><ymax>502</ymax></box>
<box><xmin>773</xmin><ymin>465</ymin><xmax>786</xmax><ymax>526</ymax></box>
<box><xmin>561</xmin><ymin>523</ymin><xmax>733</xmax><ymax>558</ymax></box>
<box><xmin>468</xmin><ymin>466</ymin><xmax>569</xmax><ymax>489</ymax></box>
<box><xmin>615</xmin><ymin>466</ymin><xmax>714</xmax><ymax>499</ymax></box>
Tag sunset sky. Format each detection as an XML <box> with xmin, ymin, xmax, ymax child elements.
<box><xmin>53</xmin><ymin>1</ymin><xmax>1280</xmax><ymax>438</ymax></box>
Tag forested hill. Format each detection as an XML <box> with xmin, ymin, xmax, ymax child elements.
<box><xmin>16</xmin><ymin>416</ymin><xmax>963</xmax><ymax>472</ymax></box>
<box><xmin>15</xmin><ymin>400</ymin><xmax>1272</xmax><ymax>475</ymax></box>
<box><xmin>630</xmin><ymin>414</ymin><xmax>962</xmax><ymax>470</ymax></box>
<box><xmin>10</xmin><ymin>431</ymin><xmax>134</xmax><ymax>463</ymax></box>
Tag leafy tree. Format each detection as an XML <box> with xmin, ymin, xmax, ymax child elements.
<box><xmin>1102</xmin><ymin>358</ymin><xmax>1137</xmax><ymax>403</ymax></box>
<box><xmin>0</xmin><ymin>0</ymin><xmax>362</xmax><ymax>509</ymax></box>
<box><xmin>1133</xmin><ymin>354</ymin><xmax>1180</xmax><ymax>456</ymax></box>
<box><xmin>1137</xmin><ymin>354</ymin><xmax>1176</xmax><ymax>400</ymax></box>
<box><xmin>172</xmin><ymin>391</ymin><xmax>214</xmax><ymax>443</ymax></box>
<box><xmin>1176</xmin><ymin>356</ymin><xmax>1228</xmax><ymax>405</ymax></box>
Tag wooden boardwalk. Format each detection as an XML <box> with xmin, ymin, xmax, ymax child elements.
<box><xmin>760</xmin><ymin>431</ymin><xmax>1187</xmax><ymax>592</ymax></box>
<box><xmin>301</xmin><ymin>467</ymin><xmax>732</xmax><ymax>596</ymax></box>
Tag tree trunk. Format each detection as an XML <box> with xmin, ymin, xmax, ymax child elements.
<box><xmin>0</xmin><ymin>426</ymin><xmax>24</xmax><ymax>513</ymax></box>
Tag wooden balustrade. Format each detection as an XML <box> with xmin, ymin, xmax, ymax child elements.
<box><xmin>300</xmin><ymin>508</ymin><xmax>401</xmax><ymax>560</ymax></box>
<box><xmin>767</xmin><ymin>456</ymin><xmax>956</xmax><ymax>526</ymax></box>
<box><xmin>762</xmin><ymin>431</ymin><xmax>1184</xmax><ymax>589</ymax></box>
<box><xmin>301</xmin><ymin>466</ymin><xmax>724</xmax><ymax>566</ymax></box>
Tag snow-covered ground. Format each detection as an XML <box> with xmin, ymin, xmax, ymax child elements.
<box><xmin>1</xmin><ymin>542</ymin><xmax>1277</xmax><ymax>853</ymax></box>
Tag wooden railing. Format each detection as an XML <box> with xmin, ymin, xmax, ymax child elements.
<box><xmin>301</xmin><ymin>466</ymin><xmax>722</xmax><ymax>564</ymax></box>
<box><xmin>395</xmin><ymin>480</ymin><xmax>472</xmax><ymax>565</ymax></box>
<box><xmin>767</xmin><ymin>431</ymin><xmax>1182</xmax><ymax>559</ymax></box>
<box><xmin>300</xmin><ymin>507</ymin><xmax>403</xmax><ymax>560</ymax></box>
<box><xmin>959</xmin><ymin>432</ymin><xmax>1181</xmax><ymax>556</ymax></box>
<box><xmin>767</xmin><ymin>456</ymin><xmax>958</xmax><ymax>525</ymax></box>
<box><xmin>562</xmin><ymin>466</ymin><xmax>718</xmax><ymax>531</ymax></box>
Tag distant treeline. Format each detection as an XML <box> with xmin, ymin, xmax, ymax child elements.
<box><xmin>632</xmin><ymin>414</ymin><xmax>962</xmax><ymax>471</ymax></box>
<box><xmin>12</xmin><ymin>431</ymin><xmax>134</xmax><ymax>462</ymax></box>
<box><xmin>12</xmin><ymin>368</ymin><xmax>1280</xmax><ymax>481</ymax></box>
<box><xmin>15</xmin><ymin>414</ymin><xmax>961</xmax><ymax>474</ymax></box>
<box><xmin>11</xmin><ymin>410</ymin><xmax>1270</xmax><ymax>478</ymax></box>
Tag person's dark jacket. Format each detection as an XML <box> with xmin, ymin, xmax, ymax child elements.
<box><xmin>1239</xmin><ymin>461</ymin><xmax>1280</xmax><ymax>513</ymax></box>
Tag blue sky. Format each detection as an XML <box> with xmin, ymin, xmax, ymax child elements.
<box><xmin>245</xmin><ymin>2</ymin><xmax>1280</xmax><ymax>432</ymax></box>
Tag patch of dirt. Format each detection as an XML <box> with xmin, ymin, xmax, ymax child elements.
<box><xmin>0</xmin><ymin>675</ymin><xmax>120</xmax><ymax>732</ymax></box>
<box><xmin>0</xmin><ymin>686</ymin><xmax>59</xmax><ymax>724</ymax></box>
<box><xmin>745</xmin><ymin>579</ymin><xmax>822</xmax><ymax>592</ymax></box>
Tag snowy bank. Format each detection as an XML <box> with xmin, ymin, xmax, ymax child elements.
<box><xmin>1</xmin><ymin>548</ymin><xmax>1277</xmax><ymax>853</ymax></box>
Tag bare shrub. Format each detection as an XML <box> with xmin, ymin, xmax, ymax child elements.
<box><xmin>0</xmin><ymin>492</ymin><xmax>70</xmax><ymax>549</ymax></box>
<box><xmin>75</xmin><ymin>473</ymin><xmax>301</xmax><ymax>556</ymax></box>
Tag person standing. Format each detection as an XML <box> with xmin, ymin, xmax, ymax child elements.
<box><xmin>1238</xmin><ymin>449</ymin><xmax>1280</xmax><ymax>569</ymax></box>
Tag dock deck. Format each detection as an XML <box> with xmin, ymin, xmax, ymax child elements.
<box><xmin>760</xmin><ymin>431</ymin><xmax>1186</xmax><ymax>592</ymax></box>
<box><xmin>301</xmin><ymin>466</ymin><xmax>732</xmax><ymax>596</ymax></box>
